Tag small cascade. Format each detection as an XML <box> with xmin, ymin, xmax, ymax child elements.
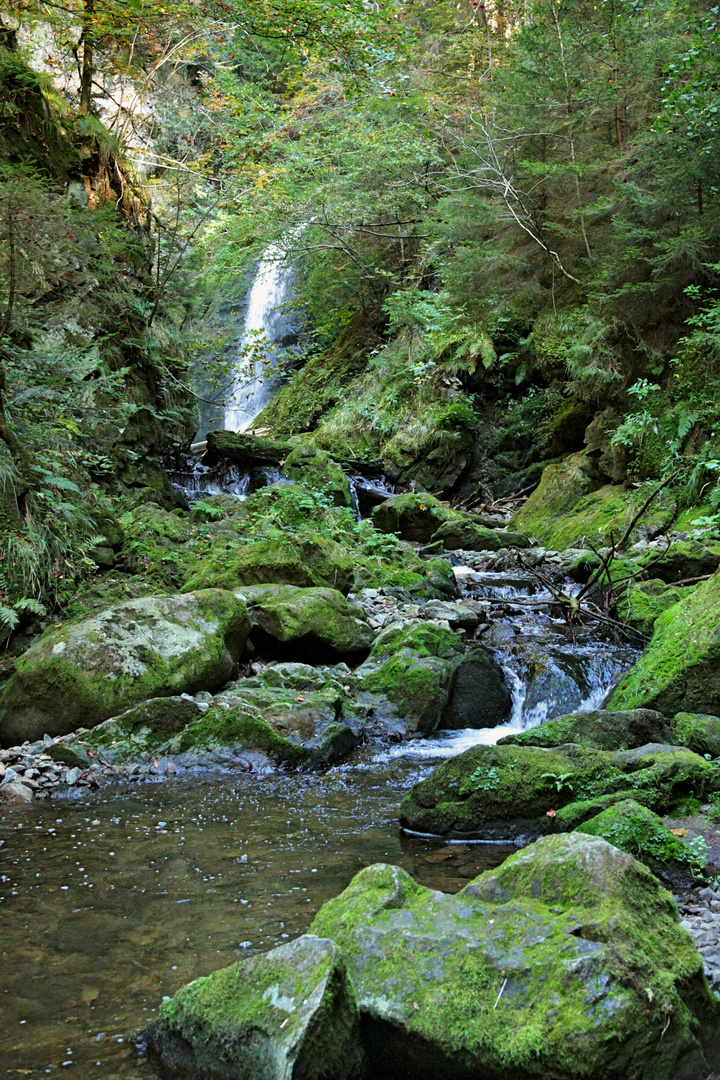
<box><xmin>224</xmin><ymin>245</ymin><xmax>298</xmax><ymax>433</ymax></box>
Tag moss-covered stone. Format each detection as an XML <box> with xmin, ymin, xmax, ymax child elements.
<box><xmin>371</xmin><ymin>493</ymin><xmax>457</xmax><ymax>543</ymax></box>
<box><xmin>238</xmin><ymin>585</ymin><xmax>374</xmax><ymax>662</ymax></box>
<box><xmin>616</xmin><ymin>579</ymin><xmax>686</xmax><ymax>638</ymax></box>
<box><xmin>608</xmin><ymin>568</ymin><xmax>720</xmax><ymax>715</ymax></box>
<box><xmin>498</xmin><ymin>708</ymin><xmax>675</xmax><ymax>751</ymax></box>
<box><xmin>429</xmin><ymin>518</ymin><xmax>503</xmax><ymax>552</ymax></box>
<box><xmin>399</xmin><ymin>741</ymin><xmax>720</xmax><ymax>839</ymax></box>
<box><xmin>672</xmin><ymin>712</ymin><xmax>720</xmax><ymax>758</ymax></box>
<box><xmin>0</xmin><ymin>591</ymin><xmax>251</xmax><ymax>745</ymax></box>
<box><xmin>637</xmin><ymin>538</ymin><xmax>720</xmax><ymax>584</ymax></box>
<box><xmin>183</xmin><ymin>535</ymin><xmax>356</xmax><ymax>596</ymax></box>
<box><xmin>309</xmin><ymin>836</ymin><xmax>720</xmax><ymax>1080</ymax></box>
<box><xmin>575</xmin><ymin>798</ymin><xmax>705</xmax><ymax>883</ymax></box>
<box><xmin>512</xmin><ymin>454</ymin><xmax>675</xmax><ymax>550</ymax></box>
<box><xmin>143</xmin><ymin>934</ymin><xmax>360</xmax><ymax>1080</ymax></box>
<box><xmin>282</xmin><ymin>447</ymin><xmax>352</xmax><ymax>508</ymax></box>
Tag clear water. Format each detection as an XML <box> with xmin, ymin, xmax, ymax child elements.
<box><xmin>0</xmin><ymin>753</ymin><xmax>515</xmax><ymax>1080</ymax></box>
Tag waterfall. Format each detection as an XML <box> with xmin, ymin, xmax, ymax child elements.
<box><xmin>224</xmin><ymin>245</ymin><xmax>296</xmax><ymax>432</ymax></box>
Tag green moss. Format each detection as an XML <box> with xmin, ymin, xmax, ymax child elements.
<box><xmin>616</xmin><ymin>579</ymin><xmax>686</xmax><ymax>638</ymax></box>
<box><xmin>498</xmin><ymin>708</ymin><xmax>674</xmax><ymax>752</ymax></box>
<box><xmin>369</xmin><ymin>620</ymin><xmax>463</xmax><ymax>661</ymax></box>
<box><xmin>672</xmin><ymin>712</ymin><xmax>720</xmax><ymax>758</ymax></box>
<box><xmin>178</xmin><ymin>704</ymin><xmax>306</xmax><ymax>766</ymax></box>
<box><xmin>282</xmin><ymin>447</ymin><xmax>352</xmax><ymax>507</ymax></box>
<box><xmin>183</xmin><ymin>534</ymin><xmax>356</xmax><ymax>595</ymax></box>
<box><xmin>371</xmin><ymin>492</ymin><xmax>457</xmax><ymax>543</ymax></box>
<box><xmin>608</xmin><ymin>568</ymin><xmax>720</xmax><ymax>714</ymax></box>
<box><xmin>576</xmin><ymin>799</ymin><xmax>705</xmax><ymax>878</ymax></box>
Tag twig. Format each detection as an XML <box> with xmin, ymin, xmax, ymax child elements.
<box><xmin>494</xmin><ymin>978</ymin><xmax>508</xmax><ymax>1010</ymax></box>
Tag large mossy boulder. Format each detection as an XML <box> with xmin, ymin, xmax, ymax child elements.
<box><xmin>239</xmin><ymin>585</ymin><xmax>374</xmax><ymax>662</ymax></box>
<box><xmin>607</xmin><ymin>568</ymin><xmax>720</xmax><ymax>715</ymax></box>
<box><xmin>430</xmin><ymin>519</ymin><xmax>530</xmax><ymax>552</ymax></box>
<box><xmin>282</xmin><ymin>447</ymin><xmax>352</xmax><ymax>508</ymax></box>
<box><xmin>183</xmin><ymin>535</ymin><xmax>355</xmax><ymax>595</ymax></box>
<box><xmin>498</xmin><ymin>708</ymin><xmax>675</xmax><ymax>751</ymax></box>
<box><xmin>399</xmin><ymin>741</ymin><xmax>720</xmax><ymax>839</ymax></box>
<box><xmin>355</xmin><ymin>621</ymin><xmax>464</xmax><ymax>737</ymax></box>
<box><xmin>511</xmin><ymin>453</ymin><xmax>674</xmax><ymax>550</ymax></box>
<box><xmin>89</xmin><ymin>664</ymin><xmax>361</xmax><ymax>770</ymax></box>
<box><xmin>371</xmin><ymin>493</ymin><xmax>456</xmax><ymax>543</ymax></box>
<box><xmin>143</xmin><ymin>934</ymin><xmax>360</xmax><ymax>1080</ymax></box>
<box><xmin>638</xmin><ymin>538</ymin><xmax>720</xmax><ymax>584</ymax></box>
<box><xmin>310</xmin><ymin>837</ymin><xmax>720</xmax><ymax>1080</ymax></box>
<box><xmin>439</xmin><ymin>646</ymin><xmax>512</xmax><ymax>730</ymax></box>
<box><xmin>576</xmin><ymin>798</ymin><xmax>705</xmax><ymax>885</ymax></box>
<box><xmin>672</xmin><ymin>712</ymin><xmax>720</xmax><ymax>759</ymax></box>
<box><xmin>0</xmin><ymin>591</ymin><xmax>251</xmax><ymax>745</ymax></box>
<box><xmin>204</xmin><ymin>429</ymin><xmax>288</xmax><ymax>467</ymax></box>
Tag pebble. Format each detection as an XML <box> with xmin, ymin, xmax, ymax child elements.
<box><xmin>678</xmin><ymin>881</ymin><xmax>720</xmax><ymax>990</ymax></box>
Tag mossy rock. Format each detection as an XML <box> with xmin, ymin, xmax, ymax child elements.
<box><xmin>355</xmin><ymin>620</ymin><xmax>464</xmax><ymax>737</ymax></box>
<box><xmin>672</xmin><ymin>712</ymin><xmax>720</xmax><ymax>759</ymax></box>
<box><xmin>0</xmin><ymin>591</ymin><xmax>251</xmax><ymax>746</ymax></box>
<box><xmin>616</xmin><ymin>579</ymin><xmax>686</xmax><ymax>638</ymax></box>
<box><xmin>429</xmin><ymin>519</ymin><xmax>502</xmax><ymax>552</ymax></box>
<box><xmin>282</xmin><ymin>447</ymin><xmax>352</xmax><ymax>508</ymax></box>
<box><xmin>637</xmin><ymin>538</ymin><xmax>720</xmax><ymax>584</ymax></box>
<box><xmin>371</xmin><ymin>493</ymin><xmax>457</xmax><ymax>543</ymax></box>
<box><xmin>498</xmin><ymin>708</ymin><xmax>675</xmax><ymax>751</ymax></box>
<box><xmin>91</xmin><ymin>696</ymin><xmax>205</xmax><ymax>751</ymax></box>
<box><xmin>239</xmin><ymin>585</ymin><xmax>374</xmax><ymax>662</ymax></box>
<box><xmin>183</xmin><ymin>535</ymin><xmax>355</xmax><ymax>596</ymax></box>
<box><xmin>399</xmin><ymin>741</ymin><xmax>720</xmax><ymax>840</ymax></box>
<box><xmin>143</xmin><ymin>934</ymin><xmax>360</xmax><ymax>1080</ymax></box>
<box><xmin>512</xmin><ymin>454</ymin><xmax>674</xmax><ymax>551</ymax></box>
<box><xmin>309</xmin><ymin>837</ymin><xmax>720</xmax><ymax>1080</ymax></box>
<box><xmin>203</xmin><ymin>429</ymin><xmax>288</xmax><ymax>466</ymax></box>
<box><xmin>575</xmin><ymin>798</ymin><xmax>705</xmax><ymax>885</ymax></box>
<box><xmin>607</xmin><ymin>568</ymin><xmax>720</xmax><ymax>715</ymax></box>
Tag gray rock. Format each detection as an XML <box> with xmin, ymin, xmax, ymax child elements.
<box><xmin>439</xmin><ymin>646</ymin><xmax>512</xmax><ymax>730</ymax></box>
<box><xmin>144</xmin><ymin>935</ymin><xmax>360</xmax><ymax>1080</ymax></box>
<box><xmin>0</xmin><ymin>781</ymin><xmax>33</xmax><ymax>804</ymax></box>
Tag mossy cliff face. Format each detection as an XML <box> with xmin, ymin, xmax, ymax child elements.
<box><xmin>143</xmin><ymin>934</ymin><xmax>361</xmax><ymax>1080</ymax></box>
<box><xmin>309</xmin><ymin>837</ymin><xmax>720</xmax><ymax>1080</ymax></box>
<box><xmin>608</xmin><ymin>568</ymin><xmax>720</xmax><ymax>715</ymax></box>
<box><xmin>0</xmin><ymin>591</ymin><xmax>250</xmax><ymax>745</ymax></box>
<box><xmin>399</xmin><ymin>741</ymin><xmax>720</xmax><ymax>839</ymax></box>
<box><xmin>497</xmin><ymin>708</ymin><xmax>675</xmax><ymax>751</ymax></box>
<box><xmin>237</xmin><ymin>585</ymin><xmax>374</xmax><ymax>662</ymax></box>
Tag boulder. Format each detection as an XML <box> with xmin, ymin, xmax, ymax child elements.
<box><xmin>371</xmin><ymin>493</ymin><xmax>456</xmax><ymax>543</ymax></box>
<box><xmin>0</xmin><ymin>591</ymin><xmax>251</xmax><ymax>745</ymax></box>
<box><xmin>356</xmin><ymin>621</ymin><xmax>464</xmax><ymax>737</ymax></box>
<box><xmin>143</xmin><ymin>935</ymin><xmax>360</xmax><ymax>1080</ymax></box>
<box><xmin>0</xmin><ymin>780</ymin><xmax>33</xmax><ymax>804</ymax></box>
<box><xmin>576</xmin><ymin>798</ymin><xmax>705</xmax><ymax>886</ymax></box>
<box><xmin>615</xmin><ymin>578</ymin><xmax>685</xmax><ymax>638</ymax></box>
<box><xmin>183</xmin><ymin>535</ymin><xmax>355</xmax><ymax>595</ymax></box>
<box><xmin>204</xmin><ymin>429</ymin><xmax>288</xmax><ymax>467</ymax></box>
<box><xmin>282</xmin><ymin>446</ymin><xmax>352</xmax><ymax>508</ymax></box>
<box><xmin>430</xmin><ymin>519</ymin><xmax>530</xmax><ymax>551</ymax></box>
<box><xmin>399</xmin><ymin>741</ymin><xmax>720</xmax><ymax>840</ymax></box>
<box><xmin>672</xmin><ymin>712</ymin><xmax>720</xmax><ymax>759</ymax></box>
<box><xmin>439</xmin><ymin>647</ymin><xmax>512</xmax><ymax>730</ymax></box>
<box><xmin>498</xmin><ymin>708</ymin><xmax>675</xmax><ymax>751</ymax></box>
<box><xmin>310</xmin><ymin>837</ymin><xmax>720</xmax><ymax>1080</ymax></box>
<box><xmin>638</xmin><ymin>538</ymin><xmax>720</xmax><ymax>584</ymax></box>
<box><xmin>608</xmin><ymin>568</ymin><xmax>720</xmax><ymax>715</ymax></box>
<box><xmin>238</xmin><ymin>585</ymin><xmax>374</xmax><ymax>662</ymax></box>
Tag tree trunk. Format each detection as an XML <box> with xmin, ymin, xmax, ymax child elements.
<box><xmin>78</xmin><ymin>0</ymin><xmax>96</xmax><ymax>115</ymax></box>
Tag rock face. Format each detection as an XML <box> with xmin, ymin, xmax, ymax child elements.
<box><xmin>399</xmin><ymin>741</ymin><xmax>720</xmax><ymax>839</ymax></box>
<box><xmin>439</xmin><ymin>647</ymin><xmax>512</xmax><ymax>730</ymax></box>
<box><xmin>239</xmin><ymin>585</ymin><xmax>374</xmax><ymax>662</ymax></box>
<box><xmin>310</xmin><ymin>837</ymin><xmax>720</xmax><ymax>1080</ymax></box>
<box><xmin>498</xmin><ymin>708</ymin><xmax>675</xmax><ymax>750</ymax></box>
<box><xmin>0</xmin><ymin>591</ymin><xmax>251</xmax><ymax>745</ymax></box>
<box><xmin>371</xmin><ymin>493</ymin><xmax>455</xmax><ymax>543</ymax></box>
<box><xmin>143</xmin><ymin>934</ymin><xmax>361</xmax><ymax>1080</ymax></box>
<box><xmin>576</xmin><ymin>798</ymin><xmax>704</xmax><ymax>887</ymax></box>
<box><xmin>608</xmin><ymin>568</ymin><xmax>720</xmax><ymax>715</ymax></box>
<box><xmin>282</xmin><ymin>447</ymin><xmax>352</xmax><ymax>508</ymax></box>
<box><xmin>356</xmin><ymin>621</ymin><xmax>464</xmax><ymax>737</ymax></box>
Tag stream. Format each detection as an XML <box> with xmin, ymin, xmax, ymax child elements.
<box><xmin>0</xmin><ymin>249</ymin><xmax>638</xmax><ymax>1079</ymax></box>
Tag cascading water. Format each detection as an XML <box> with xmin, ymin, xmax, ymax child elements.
<box><xmin>224</xmin><ymin>245</ymin><xmax>298</xmax><ymax>433</ymax></box>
